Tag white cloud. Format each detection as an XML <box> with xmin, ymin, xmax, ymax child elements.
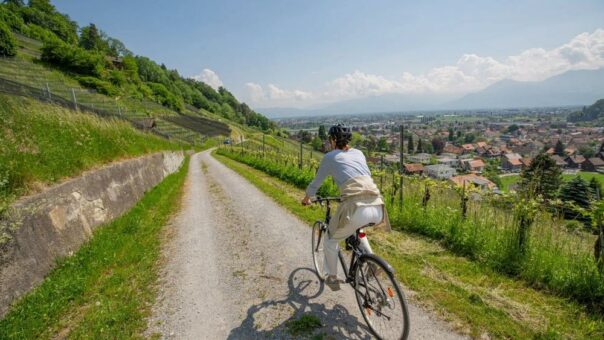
<box><xmin>192</xmin><ymin>68</ymin><xmax>223</xmax><ymax>90</ymax></box>
<box><xmin>245</xmin><ymin>83</ymin><xmax>312</xmax><ymax>105</ymax></box>
<box><xmin>247</xmin><ymin>28</ymin><xmax>604</xmax><ymax>107</ymax></box>
<box><xmin>245</xmin><ymin>82</ymin><xmax>266</xmax><ymax>102</ymax></box>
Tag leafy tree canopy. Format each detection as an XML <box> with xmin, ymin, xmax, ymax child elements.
<box><xmin>519</xmin><ymin>153</ymin><xmax>562</xmax><ymax>199</ymax></box>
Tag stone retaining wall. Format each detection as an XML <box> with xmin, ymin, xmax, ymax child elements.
<box><xmin>0</xmin><ymin>151</ymin><xmax>184</xmax><ymax>317</ymax></box>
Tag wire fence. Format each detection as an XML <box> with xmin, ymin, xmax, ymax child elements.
<box><xmin>0</xmin><ymin>56</ymin><xmax>211</xmax><ymax>144</ymax></box>
<box><xmin>0</xmin><ymin>75</ymin><xmax>177</xmax><ymax>140</ymax></box>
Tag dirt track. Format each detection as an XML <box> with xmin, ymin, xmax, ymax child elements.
<box><xmin>147</xmin><ymin>150</ymin><xmax>466</xmax><ymax>339</ymax></box>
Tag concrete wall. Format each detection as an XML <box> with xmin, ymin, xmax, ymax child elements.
<box><xmin>0</xmin><ymin>151</ymin><xmax>184</xmax><ymax>317</ymax></box>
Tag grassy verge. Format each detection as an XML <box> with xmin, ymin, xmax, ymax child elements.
<box><xmin>0</xmin><ymin>157</ymin><xmax>189</xmax><ymax>339</ymax></box>
<box><xmin>0</xmin><ymin>94</ymin><xmax>185</xmax><ymax>214</ymax></box>
<box><xmin>214</xmin><ymin>152</ymin><xmax>604</xmax><ymax>339</ymax></box>
<box><xmin>216</xmin><ymin>147</ymin><xmax>603</xmax><ymax>309</ymax></box>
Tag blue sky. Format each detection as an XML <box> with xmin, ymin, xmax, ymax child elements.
<box><xmin>53</xmin><ymin>0</ymin><xmax>604</xmax><ymax>108</ymax></box>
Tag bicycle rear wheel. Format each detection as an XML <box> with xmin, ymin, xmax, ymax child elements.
<box><xmin>354</xmin><ymin>254</ymin><xmax>410</xmax><ymax>340</ymax></box>
<box><xmin>311</xmin><ymin>221</ymin><xmax>327</xmax><ymax>280</ymax></box>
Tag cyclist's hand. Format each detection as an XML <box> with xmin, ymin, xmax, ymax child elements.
<box><xmin>301</xmin><ymin>196</ymin><xmax>312</xmax><ymax>206</ymax></box>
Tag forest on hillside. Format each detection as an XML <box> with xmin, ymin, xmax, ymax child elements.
<box><xmin>0</xmin><ymin>0</ymin><xmax>275</xmax><ymax>130</ymax></box>
<box><xmin>568</xmin><ymin>98</ymin><xmax>604</xmax><ymax>123</ymax></box>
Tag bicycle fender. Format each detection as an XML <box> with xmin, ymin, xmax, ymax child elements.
<box><xmin>359</xmin><ymin>253</ymin><xmax>395</xmax><ymax>274</ymax></box>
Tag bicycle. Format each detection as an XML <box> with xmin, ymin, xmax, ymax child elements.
<box><xmin>310</xmin><ymin>196</ymin><xmax>410</xmax><ymax>340</ymax></box>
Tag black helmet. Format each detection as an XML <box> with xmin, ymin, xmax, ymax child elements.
<box><xmin>328</xmin><ymin>124</ymin><xmax>352</xmax><ymax>146</ymax></box>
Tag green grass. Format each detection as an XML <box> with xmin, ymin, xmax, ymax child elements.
<box><xmin>0</xmin><ymin>37</ymin><xmax>221</xmax><ymax>143</ymax></box>
<box><xmin>219</xmin><ymin>147</ymin><xmax>604</xmax><ymax>309</ymax></box>
<box><xmin>214</xmin><ymin>152</ymin><xmax>604</xmax><ymax>339</ymax></box>
<box><xmin>0</xmin><ymin>156</ymin><xmax>189</xmax><ymax>339</ymax></box>
<box><xmin>285</xmin><ymin>314</ymin><xmax>323</xmax><ymax>337</ymax></box>
<box><xmin>498</xmin><ymin>172</ymin><xmax>604</xmax><ymax>192</ymax></box>
<box><xmin>0</xmin><ymin>94</ymin><xmax>185</xmax><ymax>215</ymax></box>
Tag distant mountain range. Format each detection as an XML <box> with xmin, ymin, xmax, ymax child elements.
<box><xmin>258</xmin><ymin>68</ymin><xmax>604</xmax><ymax>118</ymax></box>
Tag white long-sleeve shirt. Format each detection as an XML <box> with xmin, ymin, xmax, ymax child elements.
<box><xmin>305</xmin><ymin>148</ymin><xmax>372</xmax><ymax>197</ymax></box>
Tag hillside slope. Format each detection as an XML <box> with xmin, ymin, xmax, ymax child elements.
<box><xmin>0</xmin><ymin>93</ymin><xmax>183</xmax><ymax>214</ymax></box>
<box><xmin>0</xmin><ymin>1</ymin><xmax>274</xmax><ymax>143</ymax></box>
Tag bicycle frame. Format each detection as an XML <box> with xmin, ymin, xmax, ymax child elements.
<box><xmin>313</xmin><ymin>197</ymin><xmax>383</xmax><ymax>283</ymax></box>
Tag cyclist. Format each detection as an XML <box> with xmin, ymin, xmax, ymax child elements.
<box><xmin>302</xmin><ymin>124</ymin><xmax>391</xmax><ymax>290</ymax></box>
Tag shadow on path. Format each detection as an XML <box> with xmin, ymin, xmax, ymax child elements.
<box><xmin>228</xmin><ymin>267</ymin><xmax>372</xmax><ymax>339</ymax></box>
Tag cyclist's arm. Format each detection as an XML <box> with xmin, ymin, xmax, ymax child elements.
<box><xmin>304</xmin><ymin>155</ymin><xmax>331</xmax><ymax>198</ymax></box>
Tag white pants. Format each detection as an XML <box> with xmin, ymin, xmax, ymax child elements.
<box><xmin>324</xmin><ymin>205</ymin><xmax>383</xmax><ymax>276</ymax></box>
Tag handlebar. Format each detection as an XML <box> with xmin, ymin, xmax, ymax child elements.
<box><xmin>311</xmin><ymin>196</ymin><xmax>341</xmax><ymax>204</ymax></box>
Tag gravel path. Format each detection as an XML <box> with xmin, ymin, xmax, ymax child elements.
<box><xmin>148</xmin><ymin>151</ymin><xmax>467</xmax><ymax>339</ymax></box>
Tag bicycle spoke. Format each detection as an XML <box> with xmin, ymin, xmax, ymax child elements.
<box><xmin>354</xmin><ymin>257</ymin><xmax>409</xmax><ymax>340</ymax></box>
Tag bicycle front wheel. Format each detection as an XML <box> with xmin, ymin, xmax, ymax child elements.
<box><xmin>311</xmin><ymin>221</ymin><xmax>327</xmax><ymax>280</ymax></box>
<box><xmin>354</xmin><ymin>254</ymin><xmax>410</xmax><ymax>340</ymax></box>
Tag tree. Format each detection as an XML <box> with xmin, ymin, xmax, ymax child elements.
<box><xmin>590</xmin><ymin>177</ymin><xmax>602</xmax><ymax>200</ymax></box>
<box><xmin>507</xmin><ymin>124</ymin><xmax>519</xmax><ymax>134</ymax></box>
<box><xmin>311</xmin><ymin>136</ymin><xmax>323</xmax><ymax>151</ymax></box>
<box><xmin>554</xmin><ymin>140</ymin><xmax>565</xmax><ymax>157</ymax></box>
<box><xmin>464</xmin><ymin>133</ymin><xmax>476</xmax><ymax>144</ymax></box>
<box><xmin>377</xmin><ymin>137</ymin><xmax>388</xmax><ymax>152</ymax></box>
<box><xmin>561</xmin><ymin>177</ymin><xmax>591</xmax><ymax>208</ymax></box>
<box><xmin>579</xmin><ymin>145</ymin><xmax>596</xmax><ymax>159</ymax></box>
<box><xmin>0</xmin><ymin>21</ymin><xmax>16</xmax><ymax>57</ymax></box>
<box><xmin>364</xmin><ymin>135</ymin><xmax>378</xmax><ymax>155</ymax></box>
<box><xmin>29</xmin><ymin>0</ymin><xmax>54</xmax><ymax>12</ymax></box>
<box><xmin>106</xmin><ymin>37</ymin><xmax>131</xmax><ymax>57</ymax></box>
<box><xmin>560</xmin><ymin>177</ymin><xmax>592</xmax><ymax>220</ymax></box>
<box><xmin>3</xmin><ymin>0</ymin><xmax>25</xmax><ymax>6</ymax></box>
<box><xmin>447</xmin><ymin>127</ymin><xmax>455</xmax><ymax>141</ymax></box>
<box><xmin>79</xmin><ymin>23</ymin><xmax>105</xmax><ymax>51</ymax></box>
<box><xmin>431</xmin><ymin>137</ymin><xmax>445</xmax><ymax>155</ymax></box>
<box><xmin>318</xmin><ymin>125</ymin><xmax>327</xmax><ymax>140</ymax></box>
<box><xmin>417</xmin><ymin>139</ymin><xmax>424</xmax><ymax>153</ymax></box>
<box><xmin>407</xmin><ymin>134</ymin><xmax>414</xmax><ymax>154</ymax></box>
<box><xmin>519</xmin><ymin>153</ymin><xmax>562</xmax><ymax>199</ymax></box>
<box><xmin>298</xmin><ymin>130</ymin><xmax>312</xmax><ymax>143</ymax></box>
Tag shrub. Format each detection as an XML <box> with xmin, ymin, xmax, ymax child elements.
<box><xmin>0</xmin><ymin>4</ymin><xmax>25</xmax><ymax>32</ymax></box>
<box><xmin>0</xmin><ymin>21</ymin><xmax>17</xmax><ymax>57</ymax></box>
<box><xmin>107</xmin><ymin>69</ymin><xmax>127</xmax><ymax>87</ymax></box>
<box><xmin>21</xmin><ymin>23</ymin><xmax>57</xmax><ymax>42</ymax></box>
<box><xmin>75</xmin><ymin>76</ymin><xmax>119</xmax><ymax>97</ymax></box>
<box><xmin>148</xmin><ymin>82</ymin><xmax>184</xmax><ymax>112</ymax></box>
<box><xmin>41</xmin><ymin>39</ymin><xmax>106</xmax><ymax>76</ymax></box>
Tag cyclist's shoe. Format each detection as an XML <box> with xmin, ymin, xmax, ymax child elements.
<box><xmin>325</xmin><ymin>275</ymin><xmax>341</xmax><ymax>291</ymax></box>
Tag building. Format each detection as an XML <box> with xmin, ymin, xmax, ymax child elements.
<box><xmin>449</xmin><ymin>174</ymin><xmax>497</xmax><ymax>191</ymax></box>
<box><xmin>443</xmin><ymin>145</ymin><xmax>463</xmax><ymax>156</ymax></box>
<box><xmin>408</xmin><ymin>153</ymin><xmax>431</xmax><ymax>164</ymax></box>
<box><xmin>583</xmin><ymin>158</ymin><xmax>604</xmax><ymax>172</ymax></box>
<box><xmin>461</xmin><ymin>144</ymin><xmax>475</xmax><ymax>153</ymax></box>
<box><xmin>550</xmin><ymin>155</ymin><xmax>567</xmax><ymax>168</ymax></box>
<box><xmin>461</xmin><ymin>158</ymin><xmax>486</xmax><ymax>173</ymax></box>
<box><xmin>404</xmin><ymin>163</ymin><xmax>425</xmax><ymax>176</ymax></box>
<box><xmin>501</xmin><ymin>153</ymin><xmax>523</xmax><ymax>172</ymax></box>
<box><xmin>566</xmin><ymin>155</ymin><xmax>586</xmax><ymax>169</ymax></box>
<box><xmin>437</xmin><ymin>156</ymin><xmax>459</xmax><ymax>168</ymax></box>
<box><xmin>425</xmin><ymin>164</ymin><xmax>457</xmax><ymax>179</ymax></box>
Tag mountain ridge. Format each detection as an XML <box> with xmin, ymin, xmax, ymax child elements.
<box><xmin>258</xmin><ymin>68</ymin><xmax>604</xmax><ymax>118</ymax></box>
